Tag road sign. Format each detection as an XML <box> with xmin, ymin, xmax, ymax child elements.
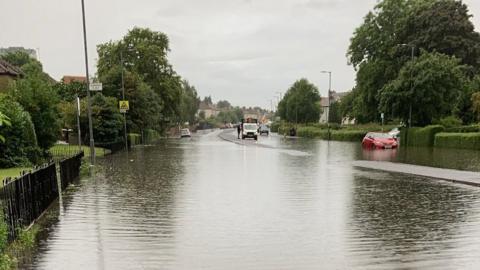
<box><xmin>119</xmin><ymin>100</ymin><xmax>129</xmax><ymax>113</ymax></box>
<box><xmin>89</xmin><ymin>82</ymin><xmax>102</xmax><ymax>91</ymax></box>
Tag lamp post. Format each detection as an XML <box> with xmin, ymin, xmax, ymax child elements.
<box><xmin>80</xmin><ymin>0</ymin><xmax>95</xmax><ymax>165</ymax></box>
<box><xmin>400</xmin><ymin>44</ymin><xmax>415</xmax><ymax>128</ymax></box>
<box><xmin>320</xmin><ymin>71</ymin><xmax>332</xmax><ymax>124</ymax></box>
<box><xmin>120</xmin><ymin>51</ymin><xmax>128</xmax><ymax>152</ymax></box>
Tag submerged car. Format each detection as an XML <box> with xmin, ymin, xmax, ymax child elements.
<box><xmin>180</xmin><ymin>128</ymin><xmax>191</xmax><ymax>138</ymax></box>
<box><xmin>362</xmin><ymin>132</ymin><xmax>398</xmax><ymax>149</ymax></box>
<box><xmin>242</xmin><ymin>123</ymin><xmax>259</xmax><ymax>140</ymax></box>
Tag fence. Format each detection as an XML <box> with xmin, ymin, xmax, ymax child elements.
<box><xmin>0</xmin><ymin>163</ymin><xmax>58</xmax><ymax>240</ymax></box>
<box><xmin>59</xmin><ymin>152</ymin><xmax>84</xmax><ymax>190</ymax></box>
<box><xmin>0</xmin><ymin>152</ymin><xmax>84</xmax><ymax>241</ymax></box>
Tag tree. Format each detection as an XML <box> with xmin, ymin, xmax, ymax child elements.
<box><xmin>216</xmin><ymin>100</ymin><xmax>231</xmax><ymax>109</ymax></box>
<box><xmin>328</xmin><ymin>101</ymin><xmax>342</xmax><ymax>124</ymax></box>
<box><xmin>178</xmin><ymin>80</ymin><xmax>199</xmax><ymax>124</ymax></box>
<box><xmin>379</xmin><ymin>52</ymin><xmax>467</xmax><ymax>126</ymax></box>
<box><xmin>347</xmin><ymin>0</ymin><xmax>480</xmax><ymax>124</ymax></box>
<box><xmin>54</xmin><ymin>80</ymin><xmax>86</xmax><ymax>102</ymax></box>
<box><xmin>3</xmin><ymin>52</ymin><xmax>61</xmax><ymax>150</ymax></box>
<box><xmin>80</xmin><ymin>94</ymin><xmax>124</xmax><ymax>144</ymax></box>
<box><xmin>0</xmin><ymin>94</ymin><xmax>40</xmax><ymax>167</ymax></box>
<box><xmin>97</xmin><ymin>27</ymin><xmax>182</xmax><ymax>128</ymax></box>
<box><xmin>0</xmin><ymin>111</ymin><xmax>10</xmax><ymax>143</ymax></box>
<box><xmin>472</xmin><ymin>92</ymin><xmax>480</xmax><ymax>122</ymax></box>
<box><xmin>278</xmin><ymin>79</ymin><xmax>321</xmax><ymax>123</ymax></box>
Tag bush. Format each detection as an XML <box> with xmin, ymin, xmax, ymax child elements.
<box><xmin>128</xmin><ymin>133</ymin><xmax>141</xmax><ymax>146</ymax></box>
<box><xmin>297</xmin><ymin>126</ymin><xmax>330</xmax><ymax>139</ymax></box>
<box><xmin>0</xmin><ymin>94</ymin><xmax>41</xmax><ymax>167</ymax></box>
<box><xmin>330</xmin><ymin>130</ymin><xmax>367</xmax><ymax>141</ymax></box>
<box><xmin>444</xmin><ymin>125</ymin><xmax>480</xmax><ymax>133</ymax></box>
<box><xmin>144</xmin><ymin>129</ymin><xmax>160</xmax><ymax>144</ymax></box>
<box><xmin>437</xmin><ymin>116</ymin><xmax>463</xmax><ymax>128</ymax></box>
<box><xmin>403</xmin><ymin>125</ymin><xmax>445</xmax><ymax>147</ymax></box>
<box><xmin>434</xmin><ymin>132</ymin><xmax>480</xmax><ymax>150</ymax></box>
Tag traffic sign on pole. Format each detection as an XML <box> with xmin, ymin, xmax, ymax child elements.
<box><xmin>119</xmin><ymin>100</ymin><xmax>129</xmax><ymax>113</ymax></box>
<box><xmin>89</xmin><ymin>82</ymin><xmax>103</xmax><ymax>91</ymax></box>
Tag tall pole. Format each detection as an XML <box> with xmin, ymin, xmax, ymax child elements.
<box><xmin>120</xmin><ymin>52</ymin><xmax>128</xmax><ymax>151</ymax></box>
<box><xmin>75</xmin><ymin>95</ymin><xmax>82</xmax><ymax>153</ymax></box>
<box><xmin>321</xmin><ymin>71</ymin><xmax>332</xmax><ymax>124</ymax></box>
<box><xmin>409</xmin><ymin>46</ymin><xmax>414</xmax><ymax>128</ymax></box>
<box><xmin>81</xmin><ymin>0</ymin><xmax>95</xmax><ymax>165</ymax></box>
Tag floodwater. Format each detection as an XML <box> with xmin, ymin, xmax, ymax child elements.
<box><xmin>22</xmin><ymin>130</ymin><xmax>480</xmax><ymax>269</ymax></box>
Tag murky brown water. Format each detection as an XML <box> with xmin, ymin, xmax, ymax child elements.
<box><xmin>22</xmin><ymin>131</ymin><xmax>480</xmax><ymax>269</ymax></box>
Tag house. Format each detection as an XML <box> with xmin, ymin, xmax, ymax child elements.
<box><xmin>0</xmin><ymin>59</ymin><xmax>22</xmax><ymax>92</ymax></box>
<box><xmin>61</xmin><ymin>75</ymin><xmax>87</xmax><ymax>84</ymax></box>
<box><xmin>319</xmin><ymin>91</ymin><xmax>349</xmax><ymax>124</ymax></box>
<box><xmin>198</xmin><ymin>102</ymin><xmax>220</xmax><ymax>119</ymax></box>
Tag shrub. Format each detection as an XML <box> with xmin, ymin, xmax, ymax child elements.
<box><xmin>144</xmin><ymin>129</ymin><xmax>160</xmax><ymax>144</ymax></box>
<box><xmin>437</xmin><ymin>116</ymin><xmax>463</xmax><ymax>128</ymax></box>
<box><xmin>297</xmin><ymin>126</ymin><xmax>330</xmax><ymax>139</ymax></box>
<box><xmin>444</xmin><ymin>125</ymin><xmax>480</xmax><ymax>133</ymax></box>
<box><xmin>330</xmin><ymin>130</ymin><xmax>367</xmax><ymax>141</ymax></box>
<box><xmin>0</xmin><ymin>94</ymin><xmax>41</xmax><ymax>167</ymax></box>
<box><xmin>434</xmin><ymin>132</ymin><xmax>480</xmax><ymax>150</ymax></box>
<box><xmin>404</xmin><ymin>125</ymin><xmax>444</xmax><ymax>147</ymax></box>
<box><xmin>128</xmin><ymin>133</ymin><xmax>141</xmax><ymax>146</ymax></box>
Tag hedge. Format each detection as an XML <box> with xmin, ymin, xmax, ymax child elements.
<box><xmin>297</xmin><ymin>127</ymin><xmax>330</xmax><ymax>139</ymax></box>
<box><xmin>403</xmin><ymin>125</ymin><xmax>444</xmax><ymax>147</ymax></box>
<box><xmin>144</xmin><ymin>129</ymin><xmax>160</xmax><ymax>144</ymax></box>
<box><xmin>128</xmin><ymin>133</ymin><xmax>141</xmax><ymax>146</ymax></box>
<box><xmin>434</xmin><ymin>132</ymin><xmax>480</xmax><ymax>151</ymax></box>
<box><xmin>444</xmin><ymin>125</ymin><xmax>480</xmax><ymax>133</ymax></box>
<box><xmin>330</xmin><ymin>130</ymin><xmax>367</xmax><ymax>141</ymax></box>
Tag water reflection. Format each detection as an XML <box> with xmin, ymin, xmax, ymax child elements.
<box><xmin>22</xmin><ymin>132</ymin><xmax>480</xmax><ymax>269</ymax></box>
<box><xmin>348</xmin><ymin>172</ymin><xmax>480</xmax><ymax>269</ymax></box>
<box><xmin>361</xmin><ymin>146</ymin><xmax>480</xmax><ymax>172</ymax></box>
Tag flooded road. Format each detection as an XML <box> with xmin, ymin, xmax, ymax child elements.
<box><xmin>24</xmin><ymin>130</ymin><xmax>480</xmax><ymax>269</ymax></box>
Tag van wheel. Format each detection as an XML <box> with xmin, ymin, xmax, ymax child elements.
<box><xmin>254</xmin><ymin>136</ymin><xmax>258</xmax><ymax>141</ymax></box>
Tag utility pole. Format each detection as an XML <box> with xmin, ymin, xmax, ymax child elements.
<box><xmin>80</xmin><ymin>0</ymin><xmax>95</xmax><ymax>165</ymax></box>
<box><xmin>321</xmin><ymin>71</ymin><xmax>332</xmax><ymax>123</ymax></box>
<box><xmin>400</xmin><ymin>44</ymin><xmax>415</xmax><ymax>128</ymax></box>
<box><xmin>75</xmin><ymin>95</ymin><xmax>82</xmax><ymax>153</ymax></box>
<box><xmin>120</xmin><ymin>51</ymin><xmax>128</xmax><ymax>152</ymax></box>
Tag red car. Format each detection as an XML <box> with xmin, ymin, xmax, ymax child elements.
<box><xmin>362</xmin><ymin>132</ymin><xmax>398</xmax><ymax>149</ymax></box>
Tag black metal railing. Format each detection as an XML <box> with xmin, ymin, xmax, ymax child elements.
<box><xmin>59</xmin><ymin>152</ymin><xmax>84</xmax><ymax>190</ymax></box>
<box><xmin>0</xmin><ymin>163</ymin><xmax>58</xmax><ymax>240</ymax></box>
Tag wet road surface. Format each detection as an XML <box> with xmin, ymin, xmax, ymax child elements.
<box><xmin>22</xmin><ymin>130</ymin><xmax>480</xmax><ymax>269</ymax></box>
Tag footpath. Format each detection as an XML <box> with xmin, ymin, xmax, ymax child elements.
<box><xmin>353</xmin><ymin>160</ymin><xmax>480</xmax><ymax>187</ymax></box>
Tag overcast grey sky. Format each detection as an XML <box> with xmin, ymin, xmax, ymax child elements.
<box><xmin>1</xmin><ymin>0</ymin><xmax>480</xmax><ymax>108</ymax></box>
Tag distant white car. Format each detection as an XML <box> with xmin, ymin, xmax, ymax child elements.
<box><xmin>180</xmin><ymin>128</ymin><xmax>191</xmax><ymax>138</ymax></box>
<box><xmin>388</xmin><ymin>127</ymin><xmax>400</xmax><ymax>138</ymax></box>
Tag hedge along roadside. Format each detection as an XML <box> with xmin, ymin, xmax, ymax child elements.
<box><xmin>401</xmin><ymin>125</ymin><xmax>445</xmax><ymax>147</ymax></box>
<box><xmin>434</xmin><ymin>133</ymin><xmax>480</xmax><ymax>151</ymax></box>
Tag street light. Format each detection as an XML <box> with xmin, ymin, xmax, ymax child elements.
<box><xmin>399</xmin><ymin>43</ymin><xmax>415</xmax><ymax>128</ymax></box>
<box><xmin>80</xmin><ymin>0</ymin><xmax>95</xmax><ymax>165</ymax></box>
<box><xmin>320</xmin><ymin>71</ymin><xmax>332</xmax><ymax>124</ymax></box>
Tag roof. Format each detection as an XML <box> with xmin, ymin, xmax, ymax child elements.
<box><xmin>62</xmin><ymin>75</ymin><xmax>87</xmax><ymax>84</ymax></box>
<box><xmin>0</xmin><ymin>59</ymin><xmax>22</xmax><ymax>77</ymax></box>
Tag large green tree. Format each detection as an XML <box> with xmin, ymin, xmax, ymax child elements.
<box><xmin>97</xmin><ymin>27</ymin><xmax>183</xmax><ymax>129</ymax></box>
<box><xmin>347</xmin><ymin>0</ymin><xmax>480</xmax><ymax>124</ymax></box>
<box><xmin>2</xmin><ymin>52</ymin><xmax>61</xmax><ymax>150</ymax></box>
<box><xmin>379</xmin><ymin>52</ymin><xmax>467</xmax><ymax>126</ymax></box>
<box><xmin>278</xmin><ymin>79</ymin><xmax>321</xmax><ymax>123</ymax></box>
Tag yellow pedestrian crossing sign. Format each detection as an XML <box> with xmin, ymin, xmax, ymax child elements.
<box><xmin>119</xmin><ymin>100</ymin><xmax>129</xmax><ymax>113</ymax></box>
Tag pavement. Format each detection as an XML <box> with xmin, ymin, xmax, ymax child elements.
<box><xmin>353</xmin><ymin>160</ymin><xmax>480</xmax><ymax>187</ymax></box>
